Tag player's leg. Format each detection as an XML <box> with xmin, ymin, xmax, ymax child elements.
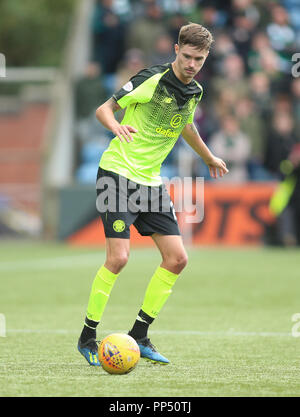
<box><xmin>78</xmin><ymin>238</ymin><xmax>130</xmax><ymax>366</ymax></box>
<box><xmin>81</xmin><ymin>237</ymin><xmax>129</xmax><ymax>333</ymax></box>
<box><xmin>130</xmin><ymin>234</ymin><xmax>187</xmax><ymax>336</ymax></box>
<box><xmin>78</xmin><ymin>166</ymin><xmax>137</xmax><ymax>365</ymax></box>
<box><xmin>104</xmin><ymin>237</ymin><xmax>130</xmax><ymax>274</ymax></box>
<box><xmin>127</xmin><ymin>182</ymin><xmax>185</xmax><ymax>363</ymax></box>
<box><xmin>151</xmin><ymin>233</ymin><xmax>188</xmax><ymax>274</ymax></box>
<box><xmin>138</xmin><ymin>234</ymin><xmax>187</xmax><ymax>322</ymax></box>
<box><xmin>129</xmin><ymin>234</ymin><xmax>187</xmax><ymax>364</ymax></box>
<box><xmin>84</xmin><ymin>237</ymin><xmax>130</xmax><ymax>325</ymax></box>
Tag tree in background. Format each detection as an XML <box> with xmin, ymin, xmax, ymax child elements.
<box><xmin>0</xmin><ymin>0</ymin><xmax>76</xmax><ymax>67</ymax></box>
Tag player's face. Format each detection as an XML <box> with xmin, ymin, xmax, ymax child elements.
<box><xmin>173</xmin><ymin>44</ymin><xmax>209</xmax><ymax>82</ymax></box>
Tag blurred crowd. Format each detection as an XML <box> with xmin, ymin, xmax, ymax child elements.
<box><xmin>74</xmin><ymin>0</ymin><xmax>300</xmax><ymax>244</ymax></box>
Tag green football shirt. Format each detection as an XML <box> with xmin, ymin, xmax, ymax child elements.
<box><xmin>99</xmin><ymin>63</ymin><xmax>203</xmax><ymax>186</ymax></box>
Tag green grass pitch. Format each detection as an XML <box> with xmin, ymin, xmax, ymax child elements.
<box><xmin>0</xmin><ymin>240</ymin><xmax>300</xmax><ymax>397</ymax></box>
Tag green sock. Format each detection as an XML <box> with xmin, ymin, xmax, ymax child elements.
<box><xmin>141</xmin><ymin>266</ymin><xmax>179</xmax><ymax>319</ymax></box>
<box><xmin>86</xmin><ymin>265</ymin><xmax>119</xmax><ymax>322</ymax></box>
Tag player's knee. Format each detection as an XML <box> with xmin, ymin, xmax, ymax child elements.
<box><xmin>177</xmin><ymin>252</ymin><xmax>188</xmax><ymax>271</ymax></box>
<box><xmin>114</xmin><ymin>253</ymin><xmax>129</xmax><ymax>270</ymax></box>
<box><xmin>107</xmin><ymin>253</ymin><xmax>129</xmax><ymax>273</ymax></box>
<box><xmin>167</xmin><ymin>252</ymin><xmax>188</xmax><ymax>274</ymax></box>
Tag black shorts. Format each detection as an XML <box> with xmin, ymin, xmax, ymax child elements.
<box><xmin>96</xmin><ymin>167</ymin><xmax>180</xmax><ymax>239</ymax></box>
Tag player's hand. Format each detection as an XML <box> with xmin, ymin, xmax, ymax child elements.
<box><xmin>206</xmin><ymin>156</ymin><xmax>229</xmax><ymax>179</ymax></box>
<box><xmin>111</xmin><ymin>123</ymin><xmax>138</xmax><ymax>143</ymax></box>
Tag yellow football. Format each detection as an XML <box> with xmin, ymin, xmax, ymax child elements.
<box><xmin>98</xmin><ymin>333</ymin><xmax>140</xmax><ymax>375</ymax></box>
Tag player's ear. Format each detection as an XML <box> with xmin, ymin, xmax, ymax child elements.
<box><xmin>174</xmin><ymin>44</ymin><xmax>179</xmax><ymax>55</ymax></box>
<box><xmin>203</xmin><ymin>47</ymin><xmax>210</xmax><ymax>59</ymax></box>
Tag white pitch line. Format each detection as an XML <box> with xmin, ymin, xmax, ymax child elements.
<box><xmin>5</xmin><ymin>329</ymin><xmax>293</xmax><ymax>337</ymax></box>
<box><xmin>0</xmin><ymin>250</ymin><xmax>158</xmax><ymax>272</ymax></box>
<box><xmin>0</xmin><ymin>253</ymin><xmax>105</xmax><ymax>271</ymax></box>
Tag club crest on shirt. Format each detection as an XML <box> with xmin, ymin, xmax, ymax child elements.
<box><xmin>170</xmin><ymin>114</ymin><xmax>182</xmax><ymax>128</ymax></box>
<box><xmin>188</xmin><ymin>97</ymin><xmax>196</xmax><ymax>112</ymax></box>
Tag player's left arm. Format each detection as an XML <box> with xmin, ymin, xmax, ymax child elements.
<box><xmin>182</xmin><ymin>123</ymin><xmax>229</xmax><ymax>179</ymax></box>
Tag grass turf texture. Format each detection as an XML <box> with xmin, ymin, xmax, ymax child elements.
<box><xmin>0</xmin><ymin>240</ymin><xmax>300</xmax><ymax>397</ymax></box>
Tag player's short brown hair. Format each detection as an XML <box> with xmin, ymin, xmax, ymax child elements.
<box><xmin>178</xmin><ymin>23</ymin><xmax>214</xmax><ymax>51</ymax></box>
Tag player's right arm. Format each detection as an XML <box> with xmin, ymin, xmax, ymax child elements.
<box><xmin>96</xmin><ymin>97</ymin><xmax>137</xmax><ymax>143</ymax></box>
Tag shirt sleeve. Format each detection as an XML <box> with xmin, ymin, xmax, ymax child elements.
<box><xmin>113</xmin><ymin>68</ymin><xmax>159</xmax><ymax>109</ymax></box>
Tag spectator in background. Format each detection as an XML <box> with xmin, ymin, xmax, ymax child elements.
<box><xmin>234</xmin><ymin>96</ymin><xmax>271</xmax><ymax>180</ymax></box>
<box><xmin>264</xmin><ymin>112</ymin><xmax>298</xmax><ymax>246</ymax></box>
<box><xmin>249</xmin><ymin>39</ymin><xmax>285</xmax><ymax>94</ymax></box>
<box><xmin>75</xmin><ymin>62</ymin><xmax>107</xmax><ymax>121</ymax></box>
<box><xmin>281</xmin><ymin>0</ymin><xmax>300</xmax><ymax>47</ymax></box>
<box><xmin>74</xmin><ymin>63</ymin><xmax>110</xmax><ymax>184</ymax></box>
<box><xmin>229</xmin><ymin>0</ymin><xmax>260</xmax><ymax>68</ymax></box>
<box><xmin>213</xmin><ymin>53</ymin><xmax>249</xmax><ymax>100</ymax></box>
<box><xmin>214</xmin><ymin>87</ymin><xmax>240</xmax><ymax>120</ymax></box>
<box><xmin>110</xmin><ymin>0</ymin><xmax>132</xmax><ymax>22</ymax></box>
<box><xmin>266</xmin><ymin>4</ymin><xmax>296</xmax><ymax>53</ymax></box>
<box><xmin>208</xmin><ymin>114</ymin><xmax>251</xmax><ymax>182</ymax></box>
<box><xmin>291</xmin><ymin>77</ymin><xmax>300</xmax><ymax>132</ymax></box>
<box><xmin>273</xmin><ymin>93</ymin><xmax>293</xmax><ymax>115</ymax></box>
<box><xmin>248</xmin><ymin>28</ymin><xmax>290</xmax><ymax>92</ymax></box>
<box><xmin>211</xmin><ymin>32</ymin><xmax>237</xmax><ymax>75</ymax></box>
<box><xmin>249</xmin><ymin>71</ymin><xmax>272</xmax><ymax>117</ymax></box>
<box><xmin>166</xmin><ymin>13</ymin><xmax>189</xmax><ymax>45</ymax></box>
<box><xmin>247</xmin><ymin>31</ymin><xmax>273</xmax><ymax>73</ymax></box>
<box><xmin>126</xmin><ymin>1</ymin><xmax>167</xmax><ymax>61</ymax></box>
<box><xmin>283</xmin><ymin>0</ymin><xmax>300</xmax><ymax>28</ymax></box>
<box><xmin>75</xmin><ymin>62</ymin><xmax>108</xmax><ymax>145</ymax></box>
<box><xmin>230</xmin><ymin>0</ymin><xmax>261</xmax><ymax>25</ymax></box>
<box><xmin>267</xmin><ymin>4</ymin><xmax>297</xmax><ymax>77</ymax></box>
<box><xmin>286</xmin><ymin>143</ymin><xmax>300</xmax><ymax>245</ymax></box>
<box><xmin>115</xmin><ymin>49</ymin><xmax>146</xmax><ymax>90</ymax></box>
<box><xmin>156</xmin><ymin>0</ymin><xmax>181</xmax><ymax>16</ymax></box>
<box><xmin>199</xmin><ymin>4</ymin><xmax>227</xmax><ymax>34</ymax></box>
<box><xmin>264</xmin><ymin>112</ymin><xmax>296</xmax><ymax>178</ymax></box>
<box><xmin>170</xmin><ymin>0</ymin><xmax>199</xmax><ymax>18</ymax></box>
<box><xmin>194</xmin><ymin>101</ymin><xmax>219</xmax><ymax>144</ymax></box>
<box><xmin>149</xmin><ymin>33</ymin><xmax>175</xmax><ymax>66</ymax></box>
<box><xmin>92</xmin><ymin>0</ymin><xmax>126</xmax><ymax>95</ymax></box>
<box><xmin>259</xmin><ymin>48</ymin><xmax>283</xmax><ymax>91</ymax></box>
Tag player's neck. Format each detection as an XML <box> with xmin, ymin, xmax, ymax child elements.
<box><xmin>171</xmin><ymin>62</ymin><xmax>193</xmax><ymax>85</ymax></box>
